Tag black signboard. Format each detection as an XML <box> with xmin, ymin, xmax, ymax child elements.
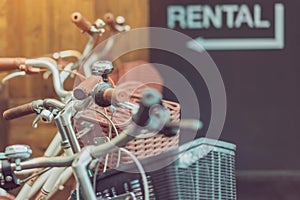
<box><xmin>149</xmin><ymin>0</ymin><xmax>300</xmax><ymax>170</ymax></box>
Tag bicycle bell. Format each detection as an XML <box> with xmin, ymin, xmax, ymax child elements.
<box><xmin>4</xmin><ymin>145</ymin><xmax>32</xmax><ymax>171</ymax></box>
<box><xmin>4</xmin><ymin>145</ymin><xmax>32</xmax><ymax>160</ymax></box>
<box><xmin>91</xmin><ymin>60</ymin><xmax>114</xmax><ymax>82</ymax></box>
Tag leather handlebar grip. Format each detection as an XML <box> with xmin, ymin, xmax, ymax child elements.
<box><xmin>0</xmin><ymin>58</ymin><xmax>25</xmax><ymax>71</ymax></box>
<box><xmin>102</xmin><ymin>88</ymin><xmax>114</xmax><ymax>103</ymax></box>
<box><xmin>3</xmin><ymin>102</ymin><xmax>35</xmax><ymax>120</ymax></box>
<box><xmin>73</xmin><ymin>75</ymin><xmax>101</xmax><ymax>100</ymax></box>
<box><xmin>103</xmin><ymin>13</ymin><xmax>114</xmax><ymax>24</ymax></box>
<box><xmin>103</xmin><ymin>13</ymin><xmax>116</xmax><ymax>30</ymax></box>
<box><xmin>71</xmin><ymin>12</ymin><xmax>92</xmax><ymax>33</ymax></box>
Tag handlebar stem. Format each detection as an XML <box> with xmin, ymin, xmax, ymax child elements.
<box><xmin>54</xmin><ymin>114</ymin><xmax>72</xmax><ymax>151</ymax></box>
<box><xmin>56</xmin><ymin>102</ymin><xmax>81</xmax><ymax>153</ymax></box>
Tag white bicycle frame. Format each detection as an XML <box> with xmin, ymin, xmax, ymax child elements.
<box><xmin>1</xmin><ymin>13</ymin><xmax>130</xmax><ymax>199</ymax></box>
<box><xmin>13</xmin><ymin>34</ymin><xmax>118</xmax><ymax>200</ymax></box>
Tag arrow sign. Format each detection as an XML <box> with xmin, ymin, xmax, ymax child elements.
<box><xmin>187</xmin><ymin>4</ymin><xmax>284</xmax><ymax>51</ymax></box>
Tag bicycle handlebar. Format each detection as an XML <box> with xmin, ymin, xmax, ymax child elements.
<box><xmin>0</xmin><ymin>58</ymin><xmax>25</xmax><ymax>71</ymax></box>
<box><xmin>3</xmin><ymin>99</ymin><xmax>65</xmax><ymax>120</ymax></box>
<box><xmin>0</xmin><ymin>57</ymin><xmax>70</xmax><ymax>98</ymax></box>
<box><xmin>42</xmin><ymin>99</ymin><xmax>65</xmax><ymax>110</ymax></box>
<box><xmin>104</xmin><ymin>13</ymin><xmax>130</xmax><ymax>32</ymax></box>
<box><xmin>0</xmin><ymin>90</ymin><xmax>201</xmax><ymax>195</ymax></box>
<box><xmin>103</xmin><ymin>13</ymin><xmax>116</xmax><ymax>30</ymax></box>
<box><xmin>73</xmin><ymin>75</ymin><xmax>129</xmax><ymax>107</ymax></box>
<box><xmin>25</xmin><ymin>59</ymin><xmax>70</xmax><ymax>97</ymax></box>
<box><xmin>1</xmin><ymin>89</ymin><xmax>161</xmax><ymax>167</ymax></box>
<box><xmin>72</xmin><ymin>12</ymin><xmax>128</xmax><ymax>35</ymax></box>
<box><xmin>71</xmin><ymin>12</ymin><xmax>92</xmax><ymax>35</ymax></box>
<box><xmin>73</xmin><ymin>75</ymin><xmax>100</xmax><ymax>100</ymax></box>
<box><xmin>3</xmin><ymin>102</ymin><xmax>36</xmax><ymax>120</ymax></box>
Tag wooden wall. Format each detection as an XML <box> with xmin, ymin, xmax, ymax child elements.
<box><xmin>0</xmin><ymin>0</ymin><xmax>149</xmax><ymax>154</ymax></box>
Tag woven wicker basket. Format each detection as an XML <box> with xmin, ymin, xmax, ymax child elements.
<box><xmin>75</xmin><ymin>94</ymin><xmax>180</xmax><ymax>167</ymax></box>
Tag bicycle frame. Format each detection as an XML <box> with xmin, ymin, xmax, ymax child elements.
<box><xmin>0</xmin><ymin>12</ymin><xmax>133</xmax><ymax>199</ymax></box>
<box><xmin>1</xmin><ymin>89</ymin><xmax>189</xmax><ymax>200</ymax></box>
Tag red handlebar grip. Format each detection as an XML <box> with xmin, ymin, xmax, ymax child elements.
<box><xmin>103</xmin><ymin>13</ymin><xmax>116</xmax><ymax>31</ymax></box>
<box><xmin>73</xmin><ymin>75</ymin><xmax>101</xmax><ymax>100</ymax></box>
<box><xmin>0</xmin><ymin>58</ymin><xmax>25</xmax><ymax>71</ymax></box>
<box><xmin>71</xmin><ymin>12</ymin><xmax>92</xmax><ymax>34</ymax></box>
<box><xmin>103</xmin><ymin>13</ymin><xmax>114</xmax><ymax>24</ymax></box>
<box><xmin>103</xmin><ymin>88</ymin><xmax>114</xmax><ymax>103</ymax></box>
<box><xmin>3</xmin><ymin>102</ymin><xmax>35</xmax><ymax>120</ymax></box>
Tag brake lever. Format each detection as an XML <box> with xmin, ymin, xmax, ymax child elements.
<box><xmin>90</xmin><ymin>19</ymin><xmax>106</xmax><ymax>34</ymax></box>
<box><xmin>32</xmin><ymin>115</ymin><xmax>41</xmax><ymax>128</ymax></box>
<box><xmin>31</xmin><ymin>104</ymin><xmax>60</xmax><ymax>128</ymax></box>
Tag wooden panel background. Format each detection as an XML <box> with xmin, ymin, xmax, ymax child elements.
<box><xmin>0</xmin><ymin>0</ymin><xmax>149</xmax><ymax>156</ymax></box>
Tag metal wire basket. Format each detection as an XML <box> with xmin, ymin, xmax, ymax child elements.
<box><xmin>94</xmin><ymin>137</ymin><xmax>237</xmax><ymax>200</ymax></box>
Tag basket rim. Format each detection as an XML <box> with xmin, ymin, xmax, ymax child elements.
<box><xmin>179</xmin><ymin>137</ymin><xmax>236</xmax><ymax>152</ymax></box>
<box><xmin>102</xmin><ymin>137</ymin><xmax>236</xmax><ymax>173</ymax></box>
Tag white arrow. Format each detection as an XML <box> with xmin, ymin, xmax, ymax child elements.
<box><xmin>187</xmin><ymin>3</ymin><xmax>284</xmax><ymax>51</ymax></box>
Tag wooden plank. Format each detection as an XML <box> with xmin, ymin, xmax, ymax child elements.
<box><xmin>4</xmin><ymin>0</ymin><xmax>25</xmax><ymax>56</ymax></box>
<box><xmin>2</xmin><ymin>0</ymin><xmax>150</xmax><ymax>155</ymax></box>
<box><xmin>23</xmin><ymin>0</ymin><xmax>44</xmax><ymax>57</ymax></box>
<box><xmin>5</xmin><ymin>0</ymin><xmax>29</xmax><ymax>98</ymax></box>
<box><xmin>41</xmin><ymin>1</ymin><xmax>55</xmax><ymax>53</ymax></box>
<box><xmin>0</xmin><ymin>1</ymin><xmax>150</xmax><ymax>198</ymax></box>
<box><xmin>23</xmin><ymin>0</ymin><xmax>52</xmax><ymax>98</ymax></box>
<box><xmin>0</xmin><ymin>1</ymin><xmax>9</xmax><ymax>98</ymax></box>
<box><xmin>95</xmin><ymin>0</ymin><xmax>149</xmax><ymax>62</ymax></box>
<box><xmin>0</xmin><ymin>0</ymin><xmax>7</xmax><ymax>56</ymax></box>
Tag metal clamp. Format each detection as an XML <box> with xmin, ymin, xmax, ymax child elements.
<box><xmin>4</xmin><ymin>145</ymin><xmax>32</xmax><ymax>171</ymax></box>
